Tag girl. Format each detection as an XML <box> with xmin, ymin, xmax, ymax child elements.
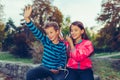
<box><xmin>65</xmin><ymin>21</ymin><xmax>94</xmax><ymax>80</ymax></box>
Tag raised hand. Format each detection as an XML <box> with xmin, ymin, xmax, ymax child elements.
<box><xmin>66</xmin><ymin>35</ymin><xmax>75</xmax><ymax>49</ymax></box>
<box><xmin>24</xmin><ymin>5</ymin><xmax>32</xmax><ymax>23</ymax></box>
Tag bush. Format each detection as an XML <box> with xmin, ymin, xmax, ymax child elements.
<box><xmin>10</xmin><ymin>33</ymin><xmax>32</xmax><ymax>58</ymax></box>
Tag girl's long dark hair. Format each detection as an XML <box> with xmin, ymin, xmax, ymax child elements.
<box><xmin>70</xmin><ymin>21</ymin><xmax>89</xmax><ymax>40</ymax></box>
<box><xmin>70</xmin><ymin>21</ymin><xmax>94</xmax><ymax>56</ymax></box>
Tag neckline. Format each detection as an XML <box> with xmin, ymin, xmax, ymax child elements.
<box><xmin>75</xmin><ymin>39</ymin><xmax>82</xmax><ymax>45</ymax></box>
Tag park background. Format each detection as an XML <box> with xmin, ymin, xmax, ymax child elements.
<box><xmin>0</xmin><ymin>0</ymin><xmax>120</xmax><ymax>80</ymax></box>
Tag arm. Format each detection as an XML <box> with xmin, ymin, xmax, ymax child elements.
<box><xmin>24</xmin><ymin>6</ymin><xmax>48</xmax><ymax>43</ymax></box>
<box><xmin>70</xmin><ymin>40</ymin><xmax>94</xmax><ymax>62</ymax></box>
<box><xmin>59</xmin><ymin>45</ymin><xmax>67</xmax><ymax>68</ymax></box>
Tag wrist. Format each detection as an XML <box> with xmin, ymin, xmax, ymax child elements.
<box><xmin>24</xmin><ymin>17</ymin><xmax>30</xmax><ymax>23</ymax></box>
<box><xmin>70</xmin><ymin>43</ymin><xmax>74</xmax><ymax>49</ymax></box>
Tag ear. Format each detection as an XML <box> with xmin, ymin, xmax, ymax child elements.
<box><xmin>81</xmin><ymin>29</ymin><xmax>84</xmax><ymax>34</ymax></box>
<box><xmin>57</xmin><ymin>30</ymin><xmax>60</xmax><ymax>34</ymax></box>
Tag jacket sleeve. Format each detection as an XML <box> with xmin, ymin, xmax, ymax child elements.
<box><xmin>26</xmin><ymin>21</ymin><xmax>49</xmax><ymax>44</ymax></box>
<box><xmin>70</xmin><ymin>40</ymin><xmax>94</xmax><ymax>62</ymax></box>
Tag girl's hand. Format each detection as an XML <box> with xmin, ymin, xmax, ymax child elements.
<box><xmin>66</xmin><ymin>35</ymin><xmax>72</xmax><ymax>44</ymax></box>
<box><xmin>66</xmin><ymin>36</ymin><xmax>75</xmax><ymax>49</ymax></box>
<box><xmin>24</xmin><ymin>5</ymin><xmax>32</xmax><ymax>23</ymax></box>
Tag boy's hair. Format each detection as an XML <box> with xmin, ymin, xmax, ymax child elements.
<box><xmin>44</xmin><ymin>22</ymin><xmax>60</xmax><ymax>31</ymax></box>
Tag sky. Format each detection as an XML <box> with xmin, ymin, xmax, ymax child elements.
<box><xmin>1</xmin><ymin>0</ymin><xmax>102</xmax><ymax>27</ymax></box>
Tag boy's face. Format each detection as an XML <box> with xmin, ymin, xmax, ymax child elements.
<box><xmin>45</xmin><ymin>26</ymin><xmax>59</xmax><ymax>41</ymax></box>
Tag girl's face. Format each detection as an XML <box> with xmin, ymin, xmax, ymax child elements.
<box><xmin>70</xmin><ymin>25</ymin><xmax>84</xmax><ymax>40</ymax></box>
<box><xmin>45</xmin><ymin>26</ymin><xmax>59</xmax><ymax>41</ymax></box>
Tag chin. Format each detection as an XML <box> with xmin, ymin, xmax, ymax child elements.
<box><xmin>72</xmin><ymin>37</ymin><xmax>77</xmax><ymax>40</ymax></box>
<box><xmin>51</xmin><ymin>38</ymin><xmax>55</xmax><ymax>41</ymax></box>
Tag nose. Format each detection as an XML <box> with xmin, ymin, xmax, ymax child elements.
<box><xmin>71</xmin><ymin>31</ymin><xmax>74</xmax><ymax>35</ymax></box>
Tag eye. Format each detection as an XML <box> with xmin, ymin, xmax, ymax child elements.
<box><xmin>71</xmin><ymin>29</ymin><xmax>77</xmax><ymax>32</ymax></box>
<box><xmin>50</xmin><ymin>32</ymin><xmax>53</xmax><ymax>34</ymax></box>
<box><xmin>75</xmin><ymin>29</ymin><xmax>78</xmax><ymax>31</ymax></box>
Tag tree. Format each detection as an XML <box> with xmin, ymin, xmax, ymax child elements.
<box><xmin>0</xmin><ymin>1</ymin><xmax>4</xmax><ymax>22</ymax></box>
<box><xmin>96</xmin><ymin>0</ymin><xmax>120</xmax><ymax>51</ymax></box>
<box><xmin>10</xmin><ymin>32</ymin><xmax>32</xmax><ymax>58</ymax></box>
<box><xmin>61</xmin><ymin>16</ymin><xmax>71</xmax><ymax>37</ymax></box>
<box><xmin>0</xmin><ymin>23</ymin><xmax>5</xmax><ymax>51</ymax></box>
<box><xmin>0</xmin><ymin>1</ymin><xmax>4</xmax><ymax>50</ymax></box>
<box><xmin>25</xmin><ymin>0</ymin><xmax>63</xmax><ymax>27</ymax></box>
<box><xmin>2</xmin><ymin>18</ymin><xmax>17</xmax><ymax>51</ymax></box>
<box><xmin>21</xmin><ymin>0</ymin><xmax>63</xmax><ymax>42</ymax></box>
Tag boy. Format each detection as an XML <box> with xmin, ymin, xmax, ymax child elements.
<box><xmin>24</xmin><ymin>6</ymin><xmax>67</xmax><ymax>80</ymax></box>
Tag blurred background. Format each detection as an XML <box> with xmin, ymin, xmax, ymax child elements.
<box><xmin>0</xmin><ymin>0</ymin><xmax>120</xmax><ymax>80</ymax></box>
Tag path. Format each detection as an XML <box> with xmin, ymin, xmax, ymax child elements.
<box><xmin>95</xmin><ymin>53</ymin><xmax>120</xmax><ymax>58</ymax></box>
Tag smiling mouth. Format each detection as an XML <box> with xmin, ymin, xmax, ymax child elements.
<box><xmin>49</xmin><ymin>37</ymin><xmax>53</xmax><ymax>39</ymax></box>
<box><xmin>72</xmin><ymin>35</ymin><xmax>76</xmax><ymax>37</ymax></box>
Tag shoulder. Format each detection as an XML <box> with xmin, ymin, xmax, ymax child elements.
<box><xmin>76</xmin><ymin>39</ymin><xmax>93</xmax><ymax>48</ymax></box>
<box><xmin>59</xmin><ymin>41</ymin><xmax>66</xmax><ymax>46</ymax></box>
<box><xmin>60</xmin><ymin>40</ymin><xmax>69</xmax><ymax>47</ymax></box>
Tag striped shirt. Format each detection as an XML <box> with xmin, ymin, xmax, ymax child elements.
<box><xmin>26</xmin><ymin>21</ymin><xmax>67</xmax><ymax>69</ymax></box>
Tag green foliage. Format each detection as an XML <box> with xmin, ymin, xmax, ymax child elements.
<box><xmin>10</xmin><ymin>33</ymin><xmax>32</xmax><ymax>58</ymax></box>
<box><xmin>0</xmin><ymin>23</ymin><xmax>5</xmax><ymax>49</ymax></box>
<box><xmin>61</xmin><ymin>16</ymin><xmax>71</xmax><ymax>37</ymax></box>
<box><xmin>61</xmin><ymin>27</ymin><xmax>69</xmax><ymax>37</ymax></box>
<box><xmin>2</xmin><ymin>19</ymin><xmax>16</xmax><ymax>51</ymax></box>
<box><xmin>110</xmin><ymin>55</ymin><xmax>120</xmax><ymax>59</ymax></box>
<box><xmin>6</xmin><ymin>18</ymin><xmax>17</xmax><ymax>31</ymax></box>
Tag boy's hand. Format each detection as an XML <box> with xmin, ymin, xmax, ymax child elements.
<box><xmin>50</xmin><ymin>69</ymin><xmax>59</xmax><ymax>74</ymax></box>
<box><xmin>24</xmin><ymin>5</ymin><xmax>32</xmax><ymax>23</ymax></box>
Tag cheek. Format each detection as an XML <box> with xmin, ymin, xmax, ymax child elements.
<box><xmin>51</xmin><ymin>33</ymin><xmax>56</xmax><ymax>37</ymax></box>
<box><xmin>70</xmin><ymin>32</ymin><xmax>74</xmax><ymax>35</ymax></box>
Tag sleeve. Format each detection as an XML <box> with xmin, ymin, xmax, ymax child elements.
<box><xmin>26</xmin><ymin>21</ymin><xmax>49</xmax><ymax>44</ymax></box>
<box><xmin>70</xmin><ymin>40</ymin><xmax>94</xmax><ymax>62</ymax></box>
<box><xmin>59</xmin><ymin>45</ymin><xmax>67</xmax><ymax>68</ymax></box>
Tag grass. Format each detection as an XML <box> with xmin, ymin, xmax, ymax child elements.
<box><xmin>93</xmin><ymin>59</ymin><xmax>120</xmax><ymax>80</ymax></box>
<box><xmin>0</xmin><ymin>52</ymin><xmax>120</xmax><ymax>80</ymax></box>
<box><xmin>0</xmin><ymin>52</ymin><xmax>32</xmax><ymax>63</ymax></box>
<box><xmin>93</xmin><ymin>52</ymin><xmax>119</xmax><ymax>57</ymax></box>
<box><xmin>110</xmin><ymin>55</ymin><xmax>120</xmax><ymax>59</ymax></box>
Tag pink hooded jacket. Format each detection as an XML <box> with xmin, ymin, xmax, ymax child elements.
<box><xmin>67</xmin><ymin>39</ymin><xmax>94</xmax><ymax>70</ymax></box>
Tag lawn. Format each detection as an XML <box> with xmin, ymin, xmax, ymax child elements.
<box><xmin>93</xmin><ymin>52</ymin><xmax>119</xmax><ymax>57</ymax></box>
<box><xmin>0</xmin><ymin>52</ymin><xmax>120</xmax><ymax>80</ymax></box>
<box><xmin>110</xmin><ymin>55</ymin><xmax>120</xmax><ymax>59</ymax></box>
<box><xmin>93</xmin><ymin>58</ymin><xmax>120</xmax><ymax>80</ymax></box>
<box><xmin>0</xmin><ymin>52</ymin><xmax>32</xmax><ymax>63</ymax></box>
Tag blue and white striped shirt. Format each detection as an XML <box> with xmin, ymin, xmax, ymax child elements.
<box><xmin>26</xmin><ymin>21</ymin><xmax>67</xmax><ymax>69</ymax></box>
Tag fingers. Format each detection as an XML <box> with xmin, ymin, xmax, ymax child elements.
<box><xmin>25</xmin><ymin>5</ymin><xmax>32</xmax><ymax>12</ymax></box>
<box><xmin>50</xmin><ymin>69</ymin><xmax>59</xmax><ymax>74</ymax></box>
<box><xmin>66</xmin><ymin>35</ymin><xmax>70</xmax><ymax>39</ymax></box>
<box><xmin>24</xmin><ymin>5</ymin><xmax>32</xmax><ymax>23</ymax></box>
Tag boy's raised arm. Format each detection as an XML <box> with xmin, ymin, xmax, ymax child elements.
<box><xmin>23</xmin><ymin>6</ymin><xmax>48</xmax><ymax>44</ymax></box>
